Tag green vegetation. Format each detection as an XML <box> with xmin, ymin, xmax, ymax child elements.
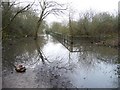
<box><xmin>50</xmin><ymin>12</ymin><xmax>118</xmax><ymax>37</ymax></box>
<box><xmin>2</xmin><ymin>0</ymin><xmax>66</xmax><ymax>40</ymax></box>
<box><xmin>2</xmin><ymin>2</ymin><xmax>45</xmax><ymax>39</ymax></box>
<box><xmin>49</xmin><ymin>11</ymin><xmax>118</xmax><ymax>47</ymax></box>
<box><xmin>49</xmin><ymin>22</ymin><xmax>69</xmax><ymax>35</ymax></box>
<box><xmin>2</xmin><ymin>1</ymin><xmax>118</xmax><ymax>47</ymax></box>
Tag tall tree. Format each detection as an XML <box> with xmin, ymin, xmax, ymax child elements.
<box><xmin>34</xmin><ymin>0</ymin><xmax>67</xmax><ymax>40</ymax></box>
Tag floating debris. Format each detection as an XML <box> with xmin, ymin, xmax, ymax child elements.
<box><xmin>15</xmin><ymin>64</ymin><xmax>26</xmax><ymax>73</ymax></box>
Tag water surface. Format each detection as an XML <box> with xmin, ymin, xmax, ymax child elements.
<box><xmin>2</xmin><ymin>35</ymin><xmax>119</xmax><ymax>88</ymax></box>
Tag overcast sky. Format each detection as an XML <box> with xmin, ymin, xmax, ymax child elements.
<box><xmin>57</xmin><ymin>0</ymin><xmax>118</xmax><ymax>12</ymax></box>
<box><xmin>9</xmin><ymin>0</ymin><xmax>120</xmax><ymax>23</ymax></box>
<box><xmin>47</xmin><ymin>0</ymin><xmax>119</xmax><ymax>24</ymax></box>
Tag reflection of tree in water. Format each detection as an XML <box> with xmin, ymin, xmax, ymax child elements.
<box><xmin>66</xmin><ymin>43</ymin><xmax>97</xmax><ymax>71</ymax></box>
<box><xmin>117</xmin><ymin>64</ymin><xmax>120</xmax><ymax>87</ymax></box>
<box><xmin>77</xmin><ymin>50</ymin><xmax>97</xmax><ymax>72</ymax></box>
<box><xmin>69</xmin><ymin>44</ymin><xmax>118</xmax><ymax>72</ymax></box>
<box><xmin>2</xmin><ymin>36</ymin><xmax>47</xmax><ymax>72</ymax></box>
<box><xmin>35</xmin><ymin>60</ymin><xmax>77</xmax><ymax>88</ymax></box>
<box><xmin>78</xmin><ymin>44</ymin><xmax>117</xmax><ymax>62</ymax></box>
<box><xmin>34</xmin><ymin>38</ymin><xmax>48</xmax><ymax>64</ymax></box>
<box><xmin>92</xmin><ymin>46</ymin><xmax>118</xmax><ymax>64</ymax></box>
<box><xmin>118</xmin><ymin>57</ymin><xmax>120</xmax><ymax>87</ymax></box>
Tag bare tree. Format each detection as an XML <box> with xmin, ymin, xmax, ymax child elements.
<box><xmin>34</xmin><ymin>0</ymin><xmax>67</xmax><ymax>40</ymax></box>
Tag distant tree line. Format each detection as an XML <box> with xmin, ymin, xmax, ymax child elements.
<box><xmin>49</xmin><ymin>11</ymin><xmax>118</xmax><ymax>38</ymax></box>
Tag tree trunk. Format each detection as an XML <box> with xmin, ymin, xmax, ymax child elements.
<box><xmin>34</xmin><ymin>30</ymin><xmax>38</xmax><ymax>40</ymax></box>
<box><xmin>34</xmin><ymin>21</ymin><xmax>41</xmax><ymax>40</ymax></box>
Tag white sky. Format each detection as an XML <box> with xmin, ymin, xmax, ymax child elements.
<box><xmin>9</xmin><ymin>0</ymin><xmax>120</xmax><ymax>24</ymax></box>
<box><xmin>56</xmin><ymin>0</ymin><xmax>118</xmax><ymax>12</ymax></box>
<box><xmin>47</xmin><ymin>0</ymin><xmax>120</xmax><ymax>23</ymax></box>
<box><xmin>46</xmin><ymin>0</ymin><xmax>119</xmax><ymax>24</ymax></box>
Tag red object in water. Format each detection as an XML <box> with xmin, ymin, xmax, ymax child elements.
<box><xmin>15</xmin><ymin>64</ymin><xmax>26</xmax><ymax>73</ymax></box>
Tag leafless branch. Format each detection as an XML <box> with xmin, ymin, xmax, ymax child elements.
<box><xmin>34</xmin><ymin>0</ymin><xmax>67</xmax><ymax>39</ymax></box>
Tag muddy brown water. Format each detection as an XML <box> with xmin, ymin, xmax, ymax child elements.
<box><xmin>2</xmin><ymin>35</ymin><xmax>119</xmax><ymax>88</ymax></box>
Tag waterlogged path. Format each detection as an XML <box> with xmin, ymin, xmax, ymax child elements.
<box><xmin>2</xmin><ymin>35</ymin><xmax>119</xmax><ymax>88</ymax></box>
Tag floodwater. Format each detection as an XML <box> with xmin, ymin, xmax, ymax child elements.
<box><xmin>2</xmin><ymin>34</ymin><xmax>119</xmax><ymax>88</ymax></box>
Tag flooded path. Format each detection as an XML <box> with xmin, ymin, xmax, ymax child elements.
<box><xmin>2</xmin><ymin>35</ymin><xmax>119</xmax><ymax>88</ymax></box>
